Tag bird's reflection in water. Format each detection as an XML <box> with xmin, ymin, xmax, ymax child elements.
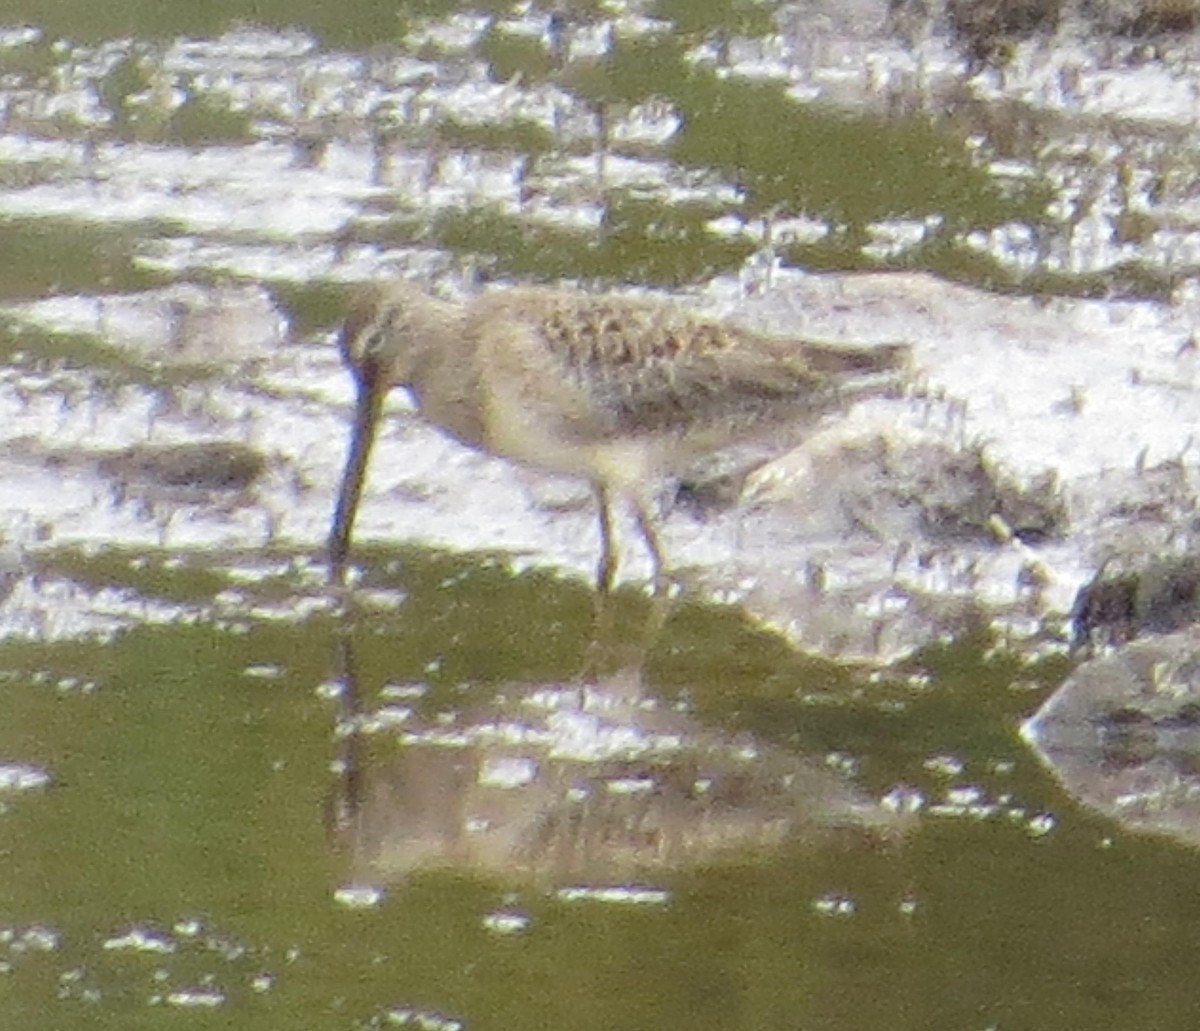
<box><xmin>325</xmin><ymin>595</ymin><xmax>912</xmax><ymax>888</ymax></box>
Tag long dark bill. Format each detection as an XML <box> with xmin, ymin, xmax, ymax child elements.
<box><xmin>328</xmin><ymin>362</ymin><xmax>387</xmax><ymax>585</ymax></box>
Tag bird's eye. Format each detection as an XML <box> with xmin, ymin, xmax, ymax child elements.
<box><xmin>362</xmin><ymin>327</ymin><xmax>389</xmax><ymax>361</ymax></box>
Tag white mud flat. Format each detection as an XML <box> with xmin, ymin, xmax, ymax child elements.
<box><xmin>0</xmin><ymin>267</ymin><xmax>1195</xmax><ymax>664</ymax></box>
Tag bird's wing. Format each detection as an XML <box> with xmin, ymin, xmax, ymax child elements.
<box><xmin>504</xmin><ymin>291</ymin><xmax>902</xmax><ymax>438</ymax></box>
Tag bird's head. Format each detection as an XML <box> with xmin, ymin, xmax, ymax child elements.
<box><xmin>340</xmin><ymin>280</ymin><xmax>462</xmax><ymax>391</ymax></box>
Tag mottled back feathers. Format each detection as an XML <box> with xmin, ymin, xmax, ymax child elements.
<box><xmin>460</xmin><ymin>288</ymin><xmax>897</xmax><ymax>442</ymax></box>
<box><xmin>346</xmin><ymin>280</ymin><xmax>909</xmax><ymax>457</ymax></box>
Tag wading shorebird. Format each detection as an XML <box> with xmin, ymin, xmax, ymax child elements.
<box><xmin>327</xmin><ymin>282</ymin><xmax>910</xmax><ymax>592</ymax></box>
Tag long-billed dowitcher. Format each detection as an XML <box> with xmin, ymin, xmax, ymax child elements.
<box><xmin>327</xmin><ymin>282</ymin><xmax>910</xmax><ymax>592</ymax></box>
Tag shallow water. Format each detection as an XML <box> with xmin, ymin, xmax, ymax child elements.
<box><xmin>0</xmin><ymin>550</ymin><xmax>1157</xmax><ymax>1031</ymax></box>
<box><xmin>4</xmin><ymin>550</ymin><xmax>1200</xmax><ymax>1030</ymax></box>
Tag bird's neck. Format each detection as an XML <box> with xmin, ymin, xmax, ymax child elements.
<box><xmin>402</xmin><ymin>304</ymin><xmax>488</xmax><ymax>449</ymax></box>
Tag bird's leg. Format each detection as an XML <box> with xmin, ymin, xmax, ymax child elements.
<box><xmin>629</xmin><ymin>495</ymin><xmax>677</xmax><ymax>679</ymax></box>
<box><xmin>581</xmin><ymin>484</ymin><xmax>619</xmax><ymax>683</ymax></box>
<box><xmin>580</xmin><ymin>589</ymin><xmax>669</xmax><ymax>687</ymax></box>
<box><xmin>632</xmin><ymin>495</ymin><xmax>669</xmax><ymax>597</ymax></box>
<box><xmin>581</xmin><ymin>487</ymin><xmax>673</xmax><ymax>685</ymax></box>
<box><xmin>594</xmin><ymin>483</ymin><xmax>618</xmax><ymax>595</ymax></box>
